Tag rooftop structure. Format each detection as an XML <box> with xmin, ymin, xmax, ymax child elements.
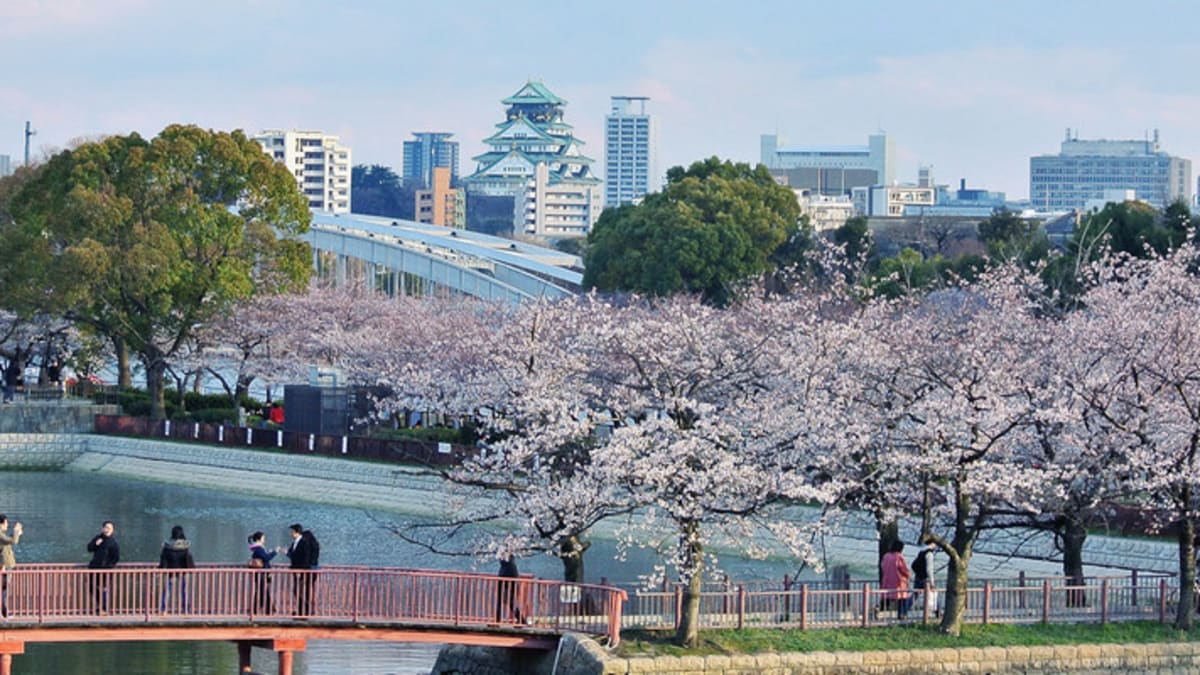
<box><xmin>463</xmin><ymin>81</ymin><xmax>602</xmax><ymax>238</ymax></box>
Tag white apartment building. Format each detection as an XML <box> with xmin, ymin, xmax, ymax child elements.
<box><xmin>605</xmin><ymin>96</ymin><xmax>657</xmax><ymax>207</ymax></box>
<box><xmin>852</xmin><ymin>184</ymin><xmax>936</xmax><ymax>217</ymax></box>
<box><xmin>253</xmin><ymin>130</ymin><xmax>351</xmax><ymax>214</ymax></box>
<box><xmin>794</xmin><ymin>190</ymin><xmax>855</xmax><ymax>231</ymax></box>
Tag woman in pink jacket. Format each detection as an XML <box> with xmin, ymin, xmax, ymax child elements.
<box><xmin>880</xmin><ymin>540</ymin><xmax>912</xmax><ymax>619</ymax></box>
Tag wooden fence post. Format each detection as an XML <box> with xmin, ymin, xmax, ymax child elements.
<box><xmin>862</xmin><ymin>584</ymin><xmax>870</xmax><ymax>628</ymax></box>
<box><xmin>737</xmin><ymin>585</ymin><xmax>745</xmax><ymax>630</ymax></box>
<box><xmin>1100</xmin><ymin>578</ymin><xmax>1108</xmax><ymax>624</ymax></box>
<box><xmin>799</xmin><ymin>584</ymin><xmax>808</xmax><ymax>631</ymax></box>
<box><xmin>983</xmin><ymin>581</ymin><xmax>991</xmax><ymax>625</ymax></box>
<box><xmin>1041</xmin><ymin>579</ymin><xmax>1050</xmax><ymax>624</ymax></box>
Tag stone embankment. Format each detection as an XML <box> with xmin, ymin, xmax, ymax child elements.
<box><xmin>434</xmin><ymin>636</ymin><xmax>1200</xmax><ymax>674</ymax></box>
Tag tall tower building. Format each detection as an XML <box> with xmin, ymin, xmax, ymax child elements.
<box><xmin>252</xmin><ymin>130</ymin><xmax>351</xmax><ymax>213</ymax></box>
<box><xmin>0</xmin><ymin>155</ymin><xmax>11</xmax><ymax>177</ymax></box>
<box><xmin>463</xmin><ymin>81</ymin><xmax>602</xmax><ymax>238</ymax></box>
<box><xmin>604</xmin><ymin>96</ymin><xmax>656</xmax><ymax>207</ymax></box>
<box><xmin>1030</xmin><ymin>128</ymin><xmax>1192</xmax><ymax>211</ymax></box>
<box><xmin>402</xmin><ymin>132</ymin><xmax>459</xmax><ymax>189</ymax></box>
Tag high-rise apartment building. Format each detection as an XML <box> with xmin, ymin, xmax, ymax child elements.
<box><xmin>415</xmin><ymin>166</ymin><xmax>465</xmax><ymax>228</ymax></box>
<box><xmin>0</xmin><ymin>155</ymin><xmax>11</xmax><ymax>177</ymax></box>
<box><xmin>253</xmin><ymin>130</ymin><xmax>351</xmax><ymax>213</ymax></box>
<box><xmin>463</xmin><ymin>81</ymin><xmax>602</xmax><ymax>238</ymax></box>
<box><xmin>761</xmin><ymin>132</ymin><xmax>893</xmax><ymax>196</ymax></box>
<box><xmin>402</xmin><ymin>132</ymin><xmax>459</xmax><ymax>189</ymax></box>
<box><xmin>604</xmin><ymin>96</ymin><xmax>656</xmax><ymax>207</ymax></box>
<box><xmin>1030</xmin><ymin>129</ymin><xmax>1192</xmax><ymax>211</ymax></box>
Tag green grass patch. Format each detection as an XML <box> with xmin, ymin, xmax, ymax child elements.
<box><xmin>617</xmin><ymin>622</ymin><xmax>1200</xmax><ymax>658</ymax></box>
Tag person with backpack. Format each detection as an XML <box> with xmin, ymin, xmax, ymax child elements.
<box><xmin>913</xmin><ymin>540</ymin><xmax>938</xmax><ymax>618</ymax></box>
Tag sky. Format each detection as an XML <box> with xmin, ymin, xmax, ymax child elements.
<box><xmin>3</xmin><ymin>0</ymin><xmax>1200</xmax><ymax>200</ymax></box>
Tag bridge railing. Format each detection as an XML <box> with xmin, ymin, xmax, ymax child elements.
<box><xmin>623</xmin><ymin>574</ymin><xmax>1177</xmax><ymax>631</ymax></box>
<box><xmin>0</xmin><ymin>564</ymin><xmax>627</xmax><ymax>645</ymax></box>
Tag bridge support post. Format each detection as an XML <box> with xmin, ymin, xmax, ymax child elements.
<box><xmin>273</xmin><ymin>639</ymin><xmax>305</xmax><ymax>675</ymax></box>
<box><xmin>0</xmin><ymin>643</ymin><xmax>24</xmax><ymax>675</ymax></box>
<box><xmin>236</xmin><ymin>641</ymin><xmax>252</xmax><ymax>671</ymax></box>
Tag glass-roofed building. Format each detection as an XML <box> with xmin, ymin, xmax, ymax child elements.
<box><xmin>463</xmin><ymin>81</ymin><xmax>602</xmax><ymax>238</ymax></box>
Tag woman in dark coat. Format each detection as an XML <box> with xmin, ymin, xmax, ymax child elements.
<box><xmin>159</xmin><ymin>525</ymin><xmax>195</xmax><ymax>612</ymax></box>
<box><xmin>248</xmin><ymin>531</ymin><xmax>279</xmax><ymax>613</ymax></box>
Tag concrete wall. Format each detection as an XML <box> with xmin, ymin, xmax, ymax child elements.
<box><xmin>431</xmin><ymin>634</ymin><xmax>606</xmax><ymax>675</ymax></box>
<box><xmin>436</xmin><ymin>638</ymin><xmax>1200</xmax><ymax>674</ymax></box>
<box><xmin>0</xmin><ymin>402</ymin><xmax>118</xmax><ymax>434</ymax></box>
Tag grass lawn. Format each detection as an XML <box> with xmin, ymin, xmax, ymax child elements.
<box><xmin>616</xmin><ymin>622</ymin><xmax>1200</xmax><ymax>658</ymax></box>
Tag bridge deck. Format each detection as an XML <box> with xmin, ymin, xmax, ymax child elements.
<box><xmin>0</xmin><ymin>563</ymin><xmax>624</xmax><ymax>673</ymax></box>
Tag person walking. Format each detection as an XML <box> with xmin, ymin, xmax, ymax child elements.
<box><xmin>247</xmin><ymin>531</ymin><xmax>281</xmax><ymax>614</ymax></box>
<box><xmin>158</xmin><ymin>525</ymin><xmax>195</xmax><ymax>612</ymax></box>
<box><xmin>495</xmin><ymin>553</ymin><xmax>521</xmax><ymax>623</ymax></box>
<box><xmin>285</xmin><ymin>524</ymin><xmax>319</xmax><ymax>616</ymax></box>
<box><xmin>880</xmin><ymin>539</ymin><xmax>912</xmax><ymax>620</ymax></box>
<box><xmin>86</xmin><ymin>521</ymin><xmax>120</xmax><ymax>614</ymax></box>
<box><xmin>0</xmin><ymin>515</ymin><xmax>22</xmax><ymax>618</ymax></box>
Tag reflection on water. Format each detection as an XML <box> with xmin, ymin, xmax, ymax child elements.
<box><xmin>0</xmin><ymin>470</ymin><xmax>804</xmax><ymax>674</ymax></box>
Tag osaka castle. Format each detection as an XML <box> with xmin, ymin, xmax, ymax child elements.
<box><xmin>463</xmin><ymin>81</ymin><xmax>603</xmax><ymax>238</ymax></box>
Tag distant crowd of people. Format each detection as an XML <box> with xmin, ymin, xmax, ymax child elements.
<box><xmin>0</xmin><ymin>517</ymin><xmax>321</xmax><ymax>617</ymax></box>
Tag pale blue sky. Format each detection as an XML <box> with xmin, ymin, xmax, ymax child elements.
<box><xmin>3</xmin><ymin>0</ymin><xmax>1199</xmax><ymax>199</ymax></box>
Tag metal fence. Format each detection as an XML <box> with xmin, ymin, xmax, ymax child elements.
<box><xmin>620</xmin><ymin>571</ymin><xmax>1178</xmax><ymax>631</ymax></box>
<box><xmin>92</xmin><ymin>414</ymin><xmax>473</xmax><ymax>466</ymax></box>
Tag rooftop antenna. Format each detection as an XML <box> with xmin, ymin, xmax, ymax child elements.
<box><xmin>24</xmin><ymin>121</ymin><xmax>37</xmax><ymax>166</ymax></box>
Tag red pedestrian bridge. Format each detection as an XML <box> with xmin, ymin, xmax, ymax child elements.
<box><xmin>0</xmin><ymin>563</ymin><xmax>626</xmax><ymax>674</ymax></box>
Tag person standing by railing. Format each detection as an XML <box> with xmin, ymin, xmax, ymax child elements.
<box><xmin>158</xmin><ymin>525</ymin><xmax>195</xmax><ymax>612</ymax></box>
<box><xmin>912</xmin><ymin>540</ymin><xmax>937</xmax><ymax>618</ymax></box>
<box><xmin>496</xmin><ymin>553</ymin><xmax>522</xmax><ymax>623</ymax></box>
<box><xmin>286</xmin><ymin>523</ymin><xmax>319</xmax><ymax>617</ymax></box>
<box><xmin>248</xmin><ymin>531</ymin><xmax>282</xmax><ymax>614</ymax></box>
<box><xmin>0</xmin><ymin>515</ymin><xmax>22</xmax><ymax>618</ymax></box>
<box><xmin>86</xmin><ymin>521</ymin><xmax>119</xmax><ymax>614</ymax></box>
<box><xmin>880</xmin><ymin>540</ymin><xmax>912</xmax><ymax>620</ymax></box>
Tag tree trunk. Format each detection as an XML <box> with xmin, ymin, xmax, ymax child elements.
<box><xmin>938</xmin><ymin>481</ymin><xmax>974</xmax><ymax>636</ymax></box>
<box><xmin>876</xmin><ymin>513</ymin><xmax>899</xmax><ymax>584</ymax></box>
<box><xmin>1175</xmin><ymin>507</ymin><xmax>1195</xmax><ymax>630</ymax></box>
<box><xmin>115</xmin><ymin>338</ymin><xmax>132</xmax><ymax>388</ymax></box>
<box><xmin>145</xmin><ymin>358</ymin><xmax>168</xmax><ymax>420</ymax></box>
<box><xmin>1062</xmin><ymin>519</ymin><xmax>1088</xmax><ymax>607</ymax></box>
<box><xmin>559</xmin><ymin>534</ymin><xmax>590</xmax><ymax>584</ymax></box>
<box><xmin>674</xmin><ymin>521</ymin><xmax>703</xmax><ymax>648</ymax></box>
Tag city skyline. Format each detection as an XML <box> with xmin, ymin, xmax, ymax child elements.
<box><xmin>3</xmin><ymin>0</ymin><xmax>1200</xmax><ymax>201</ymax></box>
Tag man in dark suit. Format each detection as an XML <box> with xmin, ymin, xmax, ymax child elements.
<box><xmin>86</xmin><ymin>521</ymin><xmax>120</xmax><ymax>614</ymax></box>
<box><xmin>286</xmin><ymin>523</ymin><xmax>319</xmax><ymax>616</ymax></box>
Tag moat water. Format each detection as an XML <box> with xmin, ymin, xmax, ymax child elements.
<box><xmin>0</xmin><ymin>470</ymin><xmax>806</xmax><ymax>674</ymax></box>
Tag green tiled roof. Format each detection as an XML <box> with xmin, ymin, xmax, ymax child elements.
<box><xmin>502</xmin><ymin>80</ymin><xmax>566</xmax><ymax>106</ymax></box>
<box><xmin>482</xmin><ymin>118</ymin><xmax>558</xmax><ymax>144</ymax></box>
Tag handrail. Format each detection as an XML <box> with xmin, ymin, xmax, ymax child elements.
<box><xmin>0</xmin><ymin>564</ymin><xmax>627</xmax><ymax>646</ymax></box>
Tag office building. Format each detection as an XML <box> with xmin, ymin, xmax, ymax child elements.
<box><xmin>1030</xmin><ymin>129</ymin><xmax>1191</xmax><ymax>211</ymax></box>
<box><xmin>415</xmin><ymin>166</ymin><xmax>465</xmax><ymax>228</ymax></box>
<box><xmin>253</xmin><ymin>130</ymin><xmax>351</xmax><ymax>213</ymax></box>
<box><xmin>402</xmin><ymin>132</ymin><xmax>459</xmax><ymax>189</ymax></box>
<box><xmin>463</xmin><ymin>81</ymin><xmax>602</xmax><ymax>238</ymax></box>
<box><xmin>604</xmin><ymin>96</ymin><xmax>656</xmax><ymax>207</ymax></box>
<box><xmin>794</xmin><ymin>191</ymin><xmax>856</xmax><ymax>232</ymax></box>
<box><xmin>0</xmin><ymin>154</ymin><xmax>11</xmax><ymax>177</ymax></box>
<box><xmin>852</xmin><ymin>184</ymin><xmax>935</xmax><ymax>217</ymax></box>
<box><xmin>761</xmin><ymin>132</ymin><xmax>894</xmax><ymax>196</ymax></box>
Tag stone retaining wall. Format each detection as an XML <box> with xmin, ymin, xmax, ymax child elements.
<box><xmin>435</xmin><ymin>638</ymin><xmax>1200</xmax><ymax>674</ymax></box>
<box><xmin>0</xmin><ymin>403</ymin><xmax>118</xmax><ymax>434</ymax></box>
<box><xmin>0</xmin><ymin>433</ymin><xmax>451</xmax><ymax>517</ymax></box>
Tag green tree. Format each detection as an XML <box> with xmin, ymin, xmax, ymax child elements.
<box><xmin>977</xmin><ymin>208</ymin><xmax>1048</xmax><ymax>264</ymax></box>
<box><xmin>1071</xmin><ymin>200</ymin><xmax>1183</xmax><ymax>259</ymax></box>
<box><xmin>351</xmin><ymin>164</ymin><xmax>415</xmax><ymax>218</ymax></box>
<box><xmin>583</xmin><ymin>157</ymin><xmax>801</xmax><ymax>305</ymax></box>
<box><xmin>11</xmin><ymin>125</ymin><xmax>312</xmax><ymax>419</ymax></box>
<box><xmin>832</xmin><ymin>215</ymin><xmax>874</xmax><ymax>266</ymax></box>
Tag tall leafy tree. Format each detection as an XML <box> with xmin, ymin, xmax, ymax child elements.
<box><xmin>351</xmin><ymin>164</ymin><xmax>415</xmax><ymax>219</ymax></box>
<box><xmin>11</xmin><ymin>125</ymin><xmax>311</xmax><ymax>418</ymax></box>
<box><xmin>583</xmin><ymin>157</ymin><xmax>801</xmax><ymax>305</ymax></box>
